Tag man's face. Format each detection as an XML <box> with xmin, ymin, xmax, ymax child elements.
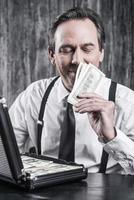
<box><xmin>49</xmin><ymin>19</ymin><xmax>104</xmax><ymax>91</ymax></box>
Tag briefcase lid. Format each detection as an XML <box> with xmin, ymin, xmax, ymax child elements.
<box><xmin>0</xmin><ymin>98</ymin><xmax>24</xmax><ymax>181</ymax></box>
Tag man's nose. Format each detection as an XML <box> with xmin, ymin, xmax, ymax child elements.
<box><xmin>71</xmin><ymin>49</ymin><xmax>84</xmax><ymax>65</ymax></box>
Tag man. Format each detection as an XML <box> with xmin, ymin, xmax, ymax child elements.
<box><xmin>9</xmin><ymin>7</ymin><xmax>134</xmax><ymax>174</ymax></box>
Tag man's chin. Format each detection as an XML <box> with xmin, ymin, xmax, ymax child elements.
<box><xmin>69</xmin><ymin>71</ymin><xmax>76</xmax><ymax>80</ymax></box>
<box><xmin>68</xmin><ymin>77</ymin><xmax>76</xmax><ymax>91</ymax></box>
<box><xmin>61</xmin><ymin>73</ymin><xmax>76</xmax><ymax>91</ymax></box>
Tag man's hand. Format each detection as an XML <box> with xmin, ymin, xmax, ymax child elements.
<box><xmin>74</xmin><ymin>93</ymin><xmax>116</xmax><ymax>141</ymax></box>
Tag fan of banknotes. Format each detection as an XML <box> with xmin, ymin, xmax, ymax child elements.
<box><xmin>67</xmin><ymin>62</ymin><xmax>105</xmax><ymax>105</ymax></box>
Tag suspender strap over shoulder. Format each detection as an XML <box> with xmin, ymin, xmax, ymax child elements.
<box><xmin>99</xmin><ymin>80</ymin><xmax>117</xmax><ymax>173</ymax></box>
<box><xmin>37</xmin><ymin>76</ymin><xmax>59</xmax><ymax>155</ymax></box>
<box><xmin>108</xmin><ymin>81</ymin><xmax>117</xmax><ymax>102</ymax></box>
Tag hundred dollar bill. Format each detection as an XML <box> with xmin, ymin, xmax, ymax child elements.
<box><xmin>67</xmin><ymin>63</ymin><xmax>105</xmax><ymax>105</ymax></box>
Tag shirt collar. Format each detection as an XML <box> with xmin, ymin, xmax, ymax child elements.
<box><xmin>57</xmin><ymin>77</ymin><xmax>70</xmax><ymax>103</ymax></box>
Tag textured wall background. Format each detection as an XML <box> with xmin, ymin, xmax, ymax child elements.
<box><xmin>0</xmin><ymin>0</ymin><xmax>134</xmax><ymax>106</ymax></box>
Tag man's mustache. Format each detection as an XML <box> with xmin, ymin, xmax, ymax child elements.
<box><xmin>69</xmin><ymin>64</ymin><xmax>79</xmax><ymax>72</ymax></box>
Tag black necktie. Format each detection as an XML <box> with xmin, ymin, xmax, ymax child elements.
<box><xmin>58</xmin><ymin>100</ymin><xmax>75</xmax><ymax>162</ymax></box>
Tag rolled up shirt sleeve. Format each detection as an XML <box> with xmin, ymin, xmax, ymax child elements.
<box><xmin>104</xmin><ymin>127</ymin><xmax>134</xmax><ymax>174</ymax></box>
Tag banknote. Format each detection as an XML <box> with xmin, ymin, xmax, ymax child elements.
<box><xmin>21</xmin><ymin>155</ymin><xmax>82</xmax><ymax>177</ymax></box>
<box><xmin>67</xmin><ymin>63</ymin><xmax>105</xmax><ymax>105</ymax></box>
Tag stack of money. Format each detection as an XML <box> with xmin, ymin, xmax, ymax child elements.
<box><xmin>67</xmin><ymin>62</ymin><xmax>105</xmax><ymax>105</ymax></box>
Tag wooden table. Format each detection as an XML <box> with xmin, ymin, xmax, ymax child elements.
<box><xmin>0</xmin><ymin>173</ymin><xmax>134</xmax><ymax>200</ymax></box>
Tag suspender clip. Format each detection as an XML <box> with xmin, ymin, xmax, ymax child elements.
<box><xmin>37</xmin><ymin>120</ymin><xmax>44</xmax><ymax>126</ymax></box>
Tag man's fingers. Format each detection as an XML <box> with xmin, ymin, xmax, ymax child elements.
<box><xmin>74</xmin><ymin>102</ymin><xmax>104</xmax><ymax>113</ymax></box>
<box><xmin>75</xmin><ymin>97</ymin><xmax>107</xmax><ymax>108</ymax></box>
<box><xmin>77</xmin><ymin>92</ymin><xmax>104</xmax><ymax>99</ymax></box>
<box><xmin>74</xmin><ymin>99</ymin><xmax>115</xmax><ymax>114</ymax></box>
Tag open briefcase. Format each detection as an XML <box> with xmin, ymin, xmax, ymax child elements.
<box><xmin>0</xmin><ymin>97</ymin><xmax>87</xmax><ymax>189</ymax></box>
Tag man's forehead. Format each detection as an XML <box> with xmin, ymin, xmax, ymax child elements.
<box><xmin>55</xmin><ymin>18</ymin><xmax>96</xmax><ymax>32</ymax></box>
<box><xmin>54</xmin><ymin>19</ymin><xmax>98</xmax><ymax>45</ymax></box>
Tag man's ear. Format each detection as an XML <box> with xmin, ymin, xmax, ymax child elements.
<box><xmin>48</xmin><ymin>47</ymin><xmax>55</xmax><ymax>65</ymax></box>
<box><xmin>99</xmin><ymin>49</ymin><xmax>104</xmax><ymax>63</ymax></box>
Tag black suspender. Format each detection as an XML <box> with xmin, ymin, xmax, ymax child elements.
<box><xmin>37</xmin><ymin>78</ymin><xmax>117</xmax><ymax>173</ymax></box>
<box><xmin>99</xmin><ymin>81</ymin><xmax>117</xmax><ymax>173</ymax></box>
<box><xmin>37</xmin><ymin>76</ymin><xmax>59</xmax><ymax>155</ymax></box>
<box><xmin>108</xmin><ymin>81</ymin><xmax>117</xmax><ymax>103</ymax></box>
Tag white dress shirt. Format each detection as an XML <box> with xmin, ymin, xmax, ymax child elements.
<box><xmin>9</xmin><ymin>77</ymin><xmax>134</xmax><ymax>174</ymax></box>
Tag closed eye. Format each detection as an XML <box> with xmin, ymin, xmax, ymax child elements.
<box><xmin>81</xmin><ymin>43</ymin><xmax>94</xmax><ymax>53</ymax></box>
<box><xmin>59</xmin><ymin>45</ymin><xmax>74</xmax><ymax>54</ymax></box>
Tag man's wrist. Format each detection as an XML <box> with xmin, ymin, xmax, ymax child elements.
<box><xmin>99</xmin><ymin>127</ymin><xmax>117</xmax><ymax>143</ymax></box>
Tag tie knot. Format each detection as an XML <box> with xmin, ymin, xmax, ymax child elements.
<box><xmin>63</xmin><ymin>96</ymin><xmax>69</xmax><ymax>106</ymax></box>
<box><xmin>67</xmin><ymin>102</ymin><xmax>73</xmax><ymax>113</ymax></box>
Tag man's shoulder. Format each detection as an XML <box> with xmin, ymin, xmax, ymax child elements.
<box><xmin>27</xmin><ymin>77</ymin><xmax>56</xmax><ymax>89</ymax></box>
<box><xmin>115</xmin><ymin>81</ymin><xmax>134</xmax><ymax>106</ymax></box>
<box><xmin>10</xmin><ymin>76</ymin><xmax>59</xmax><ymax>114</ymax></box>
<box><xmin>116</xmin><ymin>82</ymin><xmax>134</xmax><ymax>97</ymax></box>
<box><xmin>25</xmin><ymin>77</ymin><xmax>58</xmax><ymax>97</ymax></box>
<box><xmin>11</xmin><ymin>77</ymin><xmax>59</xmax><ymax>106</ymax></box>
